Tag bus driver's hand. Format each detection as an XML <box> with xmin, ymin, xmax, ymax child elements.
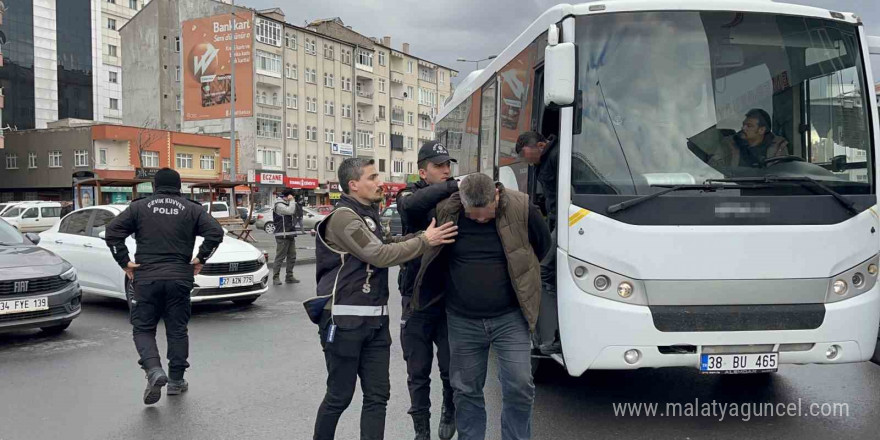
<box><xmin>424</xmin><ymin>219</ymin><xmax>458</xmax><ymax>246</ymax></box>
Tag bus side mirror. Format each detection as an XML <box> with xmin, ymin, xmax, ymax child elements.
<box><xmin>868</xmin><ymin>36</ymin><xmax>880</xmax><ymax>55</ymax></box>
<box><xmin>544</xmin><ymin>25</ymin><xmax>576</xmax><ymax>107</ymax></box>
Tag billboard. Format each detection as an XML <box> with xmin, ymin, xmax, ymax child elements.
<box><xmin>182</xmin><ymin>12</ymin><xmax>254</xmax><ymax>121</ymax></box>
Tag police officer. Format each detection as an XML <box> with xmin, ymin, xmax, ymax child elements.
<box><xmin>105</xmin><ymin>168</ymin><xmax>224</xmax><ymax>405</ymax></box>
<box><xmin>308</xmin><ymin>158</ymin><xmax>457</xmax><ymax>440</ymax></box>
<box><xmin>273</xmin><ymin>188</ymin><xmax>300</xmax><ymax>285</ymax></box>
<box><xmin>397</xmin><ymin>141</ymin><xmax>459</xmax><ymax>440</ymax></box>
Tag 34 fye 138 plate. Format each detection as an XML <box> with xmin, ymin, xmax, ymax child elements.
<box><xmin>219</xmin><ymin>275</ymin><xmax>253</xmax><ymax>288</ymax></box>
<box><xmin>0</xmin><ymin>297</ymin><xmax>49</xmax><ymax>315</ymax></box>
<box><xmin>700</xmin><ymin>353</ymin><xmax>778</xmax><ymax>374</ymax></box>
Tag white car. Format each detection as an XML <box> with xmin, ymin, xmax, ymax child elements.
<box><xmin>39</xmin><ymin>205</ymin><xmax>271</xmax><ymax>305</ymax></box>
<box><xmin>1</xmin><ymin>202</ymin><xmax>62</xmax><ymax>232</ymax></box>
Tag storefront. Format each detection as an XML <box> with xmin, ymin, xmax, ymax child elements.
<box><xmin>254</xmin><ymin>171</ymin><xmax>287</xmax><ymax>209</ymax></box>
<box><xmin>316</xmin><ymin>182</ymin><xmax>341</xmax><ymax>206</ymax></box>
<box><xmin>382</xmin><ymin>182</ymin><xmax>408</xmax><ymax>207</ymax></box>
<box><xmin>285</xmin><ymin>177</ymin><xmax>320</xmax><ymax>205</ymax></box>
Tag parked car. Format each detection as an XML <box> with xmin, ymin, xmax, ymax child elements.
<box><xmin>202</xmin><ymin>201</ymin><xmax>231</xmax><ymax>218</ymax></box>
<box><xmin>313</xmin><ymin>205</ymin><xmax>334</xmax><ymax>215</ymax></box>
<box><xmin>0</xmin><ymin>201</ymin><xmax>42</xmax><ymax>216</ymax></box>
<box><xmin>255</xmin><ymin>206</ymin><xmax>325</xmax><ymax>234</ymax></box>
<box><xmin>381</xmin><ymin>204</ymin><xmax>403</xmax><ymax>236</ymax></box>
<box><xmin>0</xmin><ymin>218</ymin><xmax>82</xmax><ymax>335</ymax></box>
<box><xmin>1</xmin><ymin>202</ymin><xmax>63</xmax><ymax>232</ymax></box>
<box><xmin>39</xmin><ymin>205</ymin><xmax>270</xmax><ymax>305</ymax></box>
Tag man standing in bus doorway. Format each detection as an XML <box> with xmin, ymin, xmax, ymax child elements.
<box><xmin>412</xmin><ymin>173</ymin><xmax>551</xmax><ymax>440</ymax></box>
<box><xmin>396</xmin><ymin>141</ymin><xmax>460</xmax><ymax>440</ymax></box>
<box><xmin>273</xmin><ymin>188</ymin><xmax>300</xmax><ymax>285</ymax></box>
<box><xmin>516</xmin><ymin>131</ymin><xmax>561</xmax><ymax>354</ymax></box>
<box><xmin>308</xmin><ymin>158</ymin><xmax>458</xmax><ymax>440</ymax></box>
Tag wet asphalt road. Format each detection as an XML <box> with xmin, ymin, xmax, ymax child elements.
<box><xmin>1</xmin><ymin>264</ymin><xmax>880</xmax><ymax>440</ymax></box>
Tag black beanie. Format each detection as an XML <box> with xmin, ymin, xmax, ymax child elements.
<box><xmin>154</xmin><ymin>168</ymin><xmax>182</xmax><ymax>192</ymax></box>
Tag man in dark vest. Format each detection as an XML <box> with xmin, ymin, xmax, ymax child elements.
<box><xmin>412</xmin><ymin>173</ymin><xmax>550</xmax><ymax>440</ymax></box>
<box><xmin>309</xmin><ymin>157</ymin><xmax>458</xmax><ymax>440</ymax></box>
<box><xmin>396</xmin><ymin>141</ymin><xmax>459</xmax><ymax>440</ymax></box>
<box><xmin>273</xmin><ymin>188</ymin><xmax>300</xmax><ymax>285</ymax></box>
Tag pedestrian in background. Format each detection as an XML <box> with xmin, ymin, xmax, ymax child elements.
<box><xmin>105</xmin><ymin>168</ymin><xmax>224</xmax><ymax>405</ymax></box>
<box><xmin>273</xmin><ymin>188</ymin><xmax>300</xmax><ymax>285</ymax></box>
<box><xmin>307</xmin><ymin>157</ymin><xmax>458</xmax><ymax>440</ymax></box>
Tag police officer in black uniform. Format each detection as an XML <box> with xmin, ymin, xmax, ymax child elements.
<box><xmin>105</xmin><ymin>168</ymin><xmax>224</xmax><ymax>405</ymax></box>
<box><xmin>307</xmin><ymin>158</ymin><xmax>457</xmax><ymax>440</ymax></box>
<box><xmin>397</xmin><ymin>141</ymin><xmax>459</xmax><ymax>440</ymax></box>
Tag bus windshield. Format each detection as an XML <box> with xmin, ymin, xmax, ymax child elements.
<box><xmin>572</xmin><ymin>12</ymin><xmax>873</xmax><ymax>196</ymax></box>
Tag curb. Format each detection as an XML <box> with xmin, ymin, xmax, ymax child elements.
<box><xmin>267</xmin><ymin>258</ymin><xmax>316</xmax><ymax>268</ymax></box>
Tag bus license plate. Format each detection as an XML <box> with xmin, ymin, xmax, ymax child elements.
<box><xmin>219</xmin><ymin>276</ymin><xmax>253</xmax><ymax>288</ymax></box>
<box><xmin>0</xmin><ymin>297</ymin><xmax>49</xmax><ymax>315</ymax></box>
<box><xmin>700</xmin><ymin>353</ymin><xmax>778</xmax><ymax>374</ymax></box>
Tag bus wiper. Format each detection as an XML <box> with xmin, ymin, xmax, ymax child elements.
<box><xmin>706</xmin><ymin>176</ymin><xmax>858</xmax><ymax>216</ymax></box>
<box><xmin>607</xmin><ymin>184</ymin><xmax>728</xmax><ymax>214</ymax></box>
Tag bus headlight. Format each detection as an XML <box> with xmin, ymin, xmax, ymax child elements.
<box><xmin>594</xmin><ymin>275</ymin><xmax>610</xmax><ymax>291</ymax></box>
<box><xmin>832</xmin><ymin>280</ymin><xmax>847</xmax><ymax>295</ymax></box>
<box><xmin>617</xmin><ymin>282</ymin><xmax>634</xmax><ymax>298</ymax></box>
<box><xmin>568</xmin><ymin>256</ymin><xmax>646</xmax><ymax>305</ymax></box>
<box><xmin>826</xmin><ymin>255</ymin><xmax>878</xmax><ymax>303</ymax></box>
<box><xmin>868</xmin><ymin>264</ymin><xmax>877</xmax><ymax>275</ymax></box>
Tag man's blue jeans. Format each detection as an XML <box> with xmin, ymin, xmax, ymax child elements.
<box><xmin>447</xmin><ymin>309</ymin><xmax>535</xmax><ymax>440</ymax></box>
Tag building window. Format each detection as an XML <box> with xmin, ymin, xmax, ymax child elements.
<box><xmin>324</xmin><ymin>128</ymin><xmax>335</xmax><ymax>144</ymax></box>
<box><xmin>98</xmin><ymin>149</ymin><xmax>107</xmax><ymax>166</ymax></box>
<box><xmin>256</xmin><ymin>50</ymin><xmax>282</xmax><ymax>76</ymax></box>
<box><xmin>256</xmin><ymin>114</ymin><xmax>282</xmax><ymax>138</ymax></box>
<box><xmin>407</xmin><ymin>86</ymin><xmax>415</xmax><ymax>101</ymax></box>
<box><xmin>324</xmin><ymin>73</ymin><xmax>334</xmax><ymax>88</ymax></box>
<box><xmin>324</xmin><ymin>100</ymin><xmax>334</xmax><ymax>116</ymax></box>
<box><xmin>107</xmin><ymin>18</ymin><xmax>117</xmax><ymax>30</ymax></box>
<box><xmin>324</xmin><ymin>44</ymin><xmax>335</xmax><ymax>60</ymax></box>
<box><xmin>175</xmin><ymin>153</ymin><xmax>193</xmax><ymax>169</ymax></box>
<box><xmin>326</xmin><ymin>156</ymin><xmax>335</xmax><ymax>171</ymax></box>
<box><xmin>307</xmin><ymin>97</ymin><xmax>317</xmax><ymax>113</ymax></box>
<box><xmin>258</xmin><ymin>149</ymin><xmax>279</xmax><ymax>167</ymax></box>
<box><xmin>378</xmin><ymin>106</ymin><xmax>386</xmax><ymax>120</ymax></box>
<box><xmin>439</xmin><ymin>71</ymin><xmax>445</xmax><ymax>84</ymax></box>
<box><xmin>288</xmin><ymin>153</ymin><xmax>299</xmax><ymax>169</ymax></box>
<box><xmin>357</xmin><ymin>130</ymin><xmax>373</xmax><ymax>150</ymax></box>
<box><xmin>109</xmin><ymin>71</ymin><xmax>118</xmax><ymax>83</ymax></box>
<box><xmin>200</xmin><ymin>154</ymin><xmax>215</xmax><ymax>170</ymax></box>
<box><xmin>285</xmin><ymin>33</ymin><xmax>297</xmax><ymax>50</ymax></box>
<box><xmin>109</xmin><ymin>98</ymin><xmax>119</xmax><ymax>110</ymax></box>
<box><xmin>341</xmin><ymin>104</ymin><xmax>352</xmax><ymax>119</ymax></box>
<box><xmin>341</xmin><ymin>131</ymin><xmax>352</xmax><ymax>144</ymax></box>
<box><xmin>378</xmin><ymin>159</ymin><xmax>386</xmax><ymax>172</ymax></box>
<box><xmin>342</xmin><ymin>77</ymin><xmax>352</xmax><ymax>92</ymax></box>
<box><xmin>176</xmin><ymin>95</ymin><xmax>182</xmax><ymax>111</ymax></box>
<box><xmin>407</xmin><ymin>112</ymin><xmax>414</xmax><ymax>125</ymax></box>
<box><xmin>107</xmin><ymin>0</ymin><xmax>116</xmax><ymax>3</ymax></box>
<box><xmin>174</xmin><ymin>36</ymin><xmax>180</xmax><ymax>52</ymax></box>
<box><xmin>307</xmin><ymin>155</ymin><xmax>318</xmax><ymax>170</ymax></box>
<box><xmin>356</xmin><ymin>49</ymin><xmax>373</xmax><ymax>67</ymax></box>
<box><xmin>47</xmin><ymin>152</ymin><xmax>62</xmax><ymax>168</ymax></box>
<box><xmin>378</xmin><ymin>79</ymin><xmax>386</xmax><ymax>93</ymax></box>
<box><xmin>419</xmin><ymin>115</ymin><xmax>430</xmax><ymax>130</ymax></box>
<box><xmin>407</xmin><ymin>61</ymin><xmax>414</xmax><ymax>74</ymax></box>
<box><xmin>341</xmin><ymin>49</ymin><xmax>351</xmax><ymax>65</ymax></box>
<box><xmin>28</xmin><ymin>153</ymin><xmax>38</xmax><ymax>169</ymax></box>
<box><xmin>407</xmin><ymin>161</ymin><xmax>414</xmax><ymax>174</ymax></box>
<box><xmin>108</xmin><ymin>44</ymin><xmax>118</xmax><ymax>57</ymax></box>
<box><xmin>378</xmin><ymin>51</ymin><xmax>386</xmax><ymax>66</ymax></box>
<box><xmin>74</xmin><ymin>150</ymin><xmax>89</xmax><ymax>167</ymax></box>
<box><xmin>287</xmin><ymin>123</ymin><xmax>298</xmax><ymax>139</ymax></box>
<box><xmin>222</xmin><ymin>158</ymin><xmax>231</xmax><ymax>173</ymax></box>
<box><xmin>393</xmin><ymin>159</ymin><xmax>404</xmax><ymax>176</ymax></box>
<box><xmin>286</xmin><ymin>93</ymin><xmax>297</xmax><ymax>109</ymax></box>
<box><xmin>379</xmin><ymin>132</ymin><xmax>386</xmax><ymax>147</ymax></box>
<box><xmin>255</xmin><ymin>18</ymin><xmax>282</xmax><ymax>46</ymax></box>
<box><xmin>5</xmin><ymin>153</ymin><xmax>18</xmax><ymax>169</ymax></box>
<box><xmin>141</xmin><ymin>151</ymin><xmax>158</xmax><ymax>168</ymax></box>
<box><xmin>130</xmin><ymin>0</ymin><xmax>138</xmax><ymax>9</ymax></box>
<box><xmin>407</xmin><ymin>137</ymin><xmax>414</xmax><ymax>150</ymax></box>
<box><xmin>305</xmin><ymin>39</ymin><xmax>317</xmax><ymax>55</ymax></box>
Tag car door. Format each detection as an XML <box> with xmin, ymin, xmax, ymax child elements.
<box><xmin>18</xmin><ymin>207</ymin><xmax>40</xmax><ymax>232</ymax></box>
<box><xmin>45</xmin><ymin>210</ymin><xmax>95</xmax><ymax>287</ymax></box>
<box><xmin>86</xmin><ymin>208</ymin><xmax>126</xmax><ymax>295</ymax></box>
<box><xmin>40</xmin><ymin>206</ymin><xmax>62</xmax><ymax>231</ymax></box>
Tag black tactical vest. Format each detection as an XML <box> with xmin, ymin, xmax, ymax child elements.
<box><xmin>314</xmin><ymin>195</ymin><xmax>390</xmax><ymax>329</ymax></box>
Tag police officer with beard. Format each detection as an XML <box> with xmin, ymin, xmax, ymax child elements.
<box><xmin>397</xmin><ymin>141</ymin><xmax>459</xmax><ymax>440</ymax></box>
<box><xmin>105</xmin><ymin>168</ymin><xmax>224</xmax><ymax>405</ymax></box>
<box><xmin>307</xmin><ymin>158</ymin><xmax>457</xmax><ymax>440</ymax></box>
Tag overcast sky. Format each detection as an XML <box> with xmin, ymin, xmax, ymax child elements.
<box><xmin>242</xmin><ymin>0</ymin><xmax>880</xmax><ymax>84</ymax></box>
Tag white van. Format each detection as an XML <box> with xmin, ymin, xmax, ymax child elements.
<box><xmin>202</xmin><ymin>201</ymin><xmax>231</xmax><ymax>218</ymax></box>
<box><xmin>1</xmin><ymin>202</ymin><xmax>63</xmax><ymax>232</ymax></box>
<box><xmin>0</xmin><ymin>201</ymin><xmax>41</xmax><ymax>216</ymax></box>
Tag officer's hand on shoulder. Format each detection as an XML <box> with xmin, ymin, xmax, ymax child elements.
<box><xmin>424</xmin><ymin>219</ymin><xmax>457</xmax><ymax>246</ymax></box>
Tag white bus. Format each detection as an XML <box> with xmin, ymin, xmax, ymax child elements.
<box><xmin>434</xmin><ymin>0</ymin><xmax>880</xmax><ymax>376</ymax></box>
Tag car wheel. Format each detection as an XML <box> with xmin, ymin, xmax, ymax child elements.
<box><xmin>232</xmin><ymin>297</ymin><xmax>258</xmax><ymax>306</ymax></box>
<box><xmin>264</xmin><ymin>222</ymin><xmax>275</xmax><ymax>234</ymax></box>
<box><xmin>40</xmin><ymin>321</ymin><xmax>71</xmax><ymax>335</ymax></box>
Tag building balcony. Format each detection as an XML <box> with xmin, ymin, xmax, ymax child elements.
<box><xmin>390</xmin><ymin>71</ymin><xmax>404</xmax><ymax>84</ymax></box>
<box><xmin>391</xmin><ymin>119</ymin><xmax>404</xmax><ymax>126</ymax></box>
<box><xmin>357</xmin><ymin>91</ymin><xmax>374</xmax><ymax>101</ymax></box>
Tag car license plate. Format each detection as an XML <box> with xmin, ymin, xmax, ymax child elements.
<box><xmin>0</xmin><ymin>297</ymin><xmax>49</xmax><ymax>315</ymax></box>
<box><xmin>219</xmin><ymin>275</ymin><xmax>253</xmax><ymax>288</ymax></box>
<box><xmin>700</xmin><ymin>352</ymin><xmax>778</xmax><ymax>374</ymax></box>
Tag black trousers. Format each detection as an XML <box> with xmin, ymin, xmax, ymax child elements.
<box><xmin>314</xmin><ymin>312</ymin><xmax>391</xmax><ymax>440</ymax></box>
<box><xmin>401</xmin><ymin>298</ymin><xmax>453</xmax><ymax>417</ymax></box>
<box><xmin>129</xmin><ymin>279</ymin><xmax>193</xmax><ymax>380</ymax></box>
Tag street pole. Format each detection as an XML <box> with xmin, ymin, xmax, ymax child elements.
<box><xmin>229</xmin><ymin>0</ymin><xmax>237</xmax><ymax>210</ymax></box>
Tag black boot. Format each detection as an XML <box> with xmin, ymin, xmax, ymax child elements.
<box><xmin>412</xmin><ymin>413</ymin><xmax>430</xmax><ymax>440</ymax></box>
<box><xmin>439</xmin><ymin>401</ymin><xmax>456</xmax><ymax>440</ymax></box>
<box><xmin>272</xmin><ymin>273</ymin><xmax>282</xmax><ymax>286</ymax></box>
<box><xmin>143</xmin><ymin>367</ymin><xmax>168</xmax><ymax>405</ymax></box>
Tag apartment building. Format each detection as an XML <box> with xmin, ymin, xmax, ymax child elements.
<box><xmin>0</xmin><ymin>0</ymin><xmax>144</xmax><ymax>131</ymax></box>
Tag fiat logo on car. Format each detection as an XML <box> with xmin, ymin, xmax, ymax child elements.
<box><xmin>13</xmin><ymin>281</ymin><xmax>29</xmax><ymax>293</ymax></box>
<box><xmin>229</xmin><ymin>262</ymin><xmax>239</xmax><ymax>272</ymax></box>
